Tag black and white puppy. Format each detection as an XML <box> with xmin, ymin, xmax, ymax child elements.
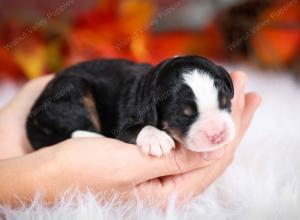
<box><xmin>26</xmin><ymin>55</ymin><xmax>235</xmax><ymax>156</ymax></box>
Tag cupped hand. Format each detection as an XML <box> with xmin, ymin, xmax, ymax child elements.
<box><xmin>0</xmin><ymin>75</ymin><xmax>54</xmax><ymax>159</ymax></box>
<box><xmin>0</xmin><ymin>72</ymin><xmax>261</xmax><ymax>206</ymax></box>
<box><xmin>135</xmin><ymin>71</ymin><xmax>261</xmax><ymax>206</ymax></box>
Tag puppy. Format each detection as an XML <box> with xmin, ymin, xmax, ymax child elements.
<box><xmin>26</xmin><ymin>55</ymin><xmax>235</xmax><ymax>156</ymax></box>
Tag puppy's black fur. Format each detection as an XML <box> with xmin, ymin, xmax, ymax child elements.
<box><xmin>26</xmin><ymin>56</ymin><xmax>233</xmax><ymax>150</ymax></box>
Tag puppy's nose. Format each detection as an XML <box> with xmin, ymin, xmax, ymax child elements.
<box><xmin>205</xmin><ymin>129</ymin><xmax>226</xmax><ymax>145</ymax></box>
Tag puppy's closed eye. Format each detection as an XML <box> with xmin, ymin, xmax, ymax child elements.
<box><xmin>180</xmin><ymin>99</ymin><xmax>197</xmax><ymax>117</ymax></box>
<box><xmin>183</xmin><ymin>105</ymin><xmax>194</xmax><ymax>116</ymax></box>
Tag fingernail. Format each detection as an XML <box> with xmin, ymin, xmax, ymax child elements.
<box><xmin>203</xmin><ymin>148</ymin><xmax>225</xmax><ymax>161</ymax></box>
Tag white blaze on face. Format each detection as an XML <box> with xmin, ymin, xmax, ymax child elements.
<box><xmin>183</xmin><ymin>70</ymin><xmax>219</xmax><ymax>112</ymax></box>
<box><xmin>183</xmin><ymin>69</ymin><xmax>235</xmax><ymax>152</ymax></box>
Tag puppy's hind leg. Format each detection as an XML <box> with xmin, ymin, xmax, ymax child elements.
<box><xmin>72</xmin><ymin>130</ymin><xmax>104</xmax><ymax>138</ymax></box>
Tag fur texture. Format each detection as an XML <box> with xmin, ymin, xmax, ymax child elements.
<box><xmin>1</xmin><ymin>65</ymin><xmax>300</xmax><ymax>219</ymax></box>
<box><xmin>26</xmin><ymin>56</ymin><xmax>234</xmax><ymax>154</ymax></box>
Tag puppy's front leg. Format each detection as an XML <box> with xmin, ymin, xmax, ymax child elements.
<box><xmin>136</xmin><ymin>125</ymin><xmax>175</xmax><ymax>156</ymax></box>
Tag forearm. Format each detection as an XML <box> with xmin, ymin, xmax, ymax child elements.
<box><xmin>0</xmin><ymin>147</ymin><xmax>59</xmax><ymax>206</ymax></box>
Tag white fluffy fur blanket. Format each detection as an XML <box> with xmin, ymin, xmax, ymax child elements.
<box><xmin>1</xmin><ymin>65</ymin><xmax>300</xmax><ymax>220</ymax></box>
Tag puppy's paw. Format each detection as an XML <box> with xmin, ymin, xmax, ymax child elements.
<box><xmin>72</xmin><ymin>130</ymin><xmax>104</xmax><ymax>138</ymax></box>
<box><xmin>136</xmin><ymin>125</ymin><xmax>175</xmax><ymax>156</ymax></box>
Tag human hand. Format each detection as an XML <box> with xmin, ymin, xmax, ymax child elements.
<box><xmin>0</xmin><ymin>75</ymin><xmax>54</xmax><ymax>159</ymax></box>
<box><xmin>0</xmin><ymin>71</ymin><xmax>260</xmax><ymax>207</ymax></box>
<box><xmin>40</xmin><ymin>71</ymin><xmax>260</xmax><ymax>205</ymax></box>
<box><xmin>134</xmin><ymin>71</ymin><xmax>261</xmax><ymax>206</ymax></box>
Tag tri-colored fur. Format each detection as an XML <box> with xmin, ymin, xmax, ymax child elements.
<box><xmin>26</xmin><ymin>55</ymin><xmax>235</xmax><ymax>155</ymax></box>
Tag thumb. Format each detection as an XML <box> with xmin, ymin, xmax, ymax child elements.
<box><xmin>127</xmin><ymin>143</ymin><xmax>223</xmax><ymax>184</ymax></box>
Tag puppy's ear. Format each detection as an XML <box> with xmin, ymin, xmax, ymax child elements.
<box><xmin>218</xmin><ymin>66</ymin><xmax>234</xmax><ymax>99</ymax></box>
<box><xmin>144</xmin><ymin>57</ymin><xmax>173</xmax><ymax>100</ymax></box>
<box><xmin>138</xmin><ymin>59</ymin><xmax>172</xmax><ymax>127</ymax></box>
<box><xmin>148</xmin><ymin>58</ymin><xmax>173</xmax><ymax>82</ymax></box>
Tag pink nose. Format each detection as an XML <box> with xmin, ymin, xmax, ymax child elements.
<box><xmin>205</xmin><ymin>129</ymin><xmax>226</xmax><ymax>145</ymax></box>
<box><xmin>190</xmin><ymin>126</ymin><xmax>228</xmax><ymax>149</ymax></box>
<box><xmin>187</xmin><ymin>113</ymin><xmax>231</xmax><ymax>150</ymax></box>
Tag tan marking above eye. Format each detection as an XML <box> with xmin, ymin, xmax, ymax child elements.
<box><xmin>183</xmin><ymin>106</ymin><xmax>193</xmax><ymax>116</ymax></box>
<box><xmin>221</xmin><ymin>96</ymin><xmax>228</xmax><ymax>106</ymax></box>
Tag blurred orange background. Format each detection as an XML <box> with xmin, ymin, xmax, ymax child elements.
<box><xmin>0</xmin><ymin>0</ymin><xmax>299</xmax><ymax>81</ymax></box>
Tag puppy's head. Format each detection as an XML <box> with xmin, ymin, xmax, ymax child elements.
<box><xmin>154</xmin><ymin>56</ymin><xmax>235</xmax><ymax>152</ymax></box>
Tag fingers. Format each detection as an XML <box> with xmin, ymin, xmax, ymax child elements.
<box><xmin>231</xmin><ymin>71</ymin><xmax>247</xmax><ymax>122</ymax></box>
<box><xmin>6</xmin><ymin>74</ymin><xmax>54</xmax><ymax>117</ymax></box>
<box><xmin>239</xmin><ymin>92</ymin><xmax>261</xmax><ymax>137</ymax></box>
<box><xmin>10</xmin><ymin>75</ymin><xmax>54</xmax><ymax>114</ymax></box>
<box><xmin>60</xmin><ymin>137</ymin><xmax>205</xmax><ymax>185</ymax></box>
<box><xmin>133</xmin><ymin>156</ymin><xmax>228</xmax><ymax>207</ymax></box>
<box><xmin>132</xmin><ymin>72</ymin><xmax>260</xmax><ymax>183</ymax></box>
<box><xmin>163</xmin><ymin>146</ymin><xmax>219</xmax><ymax>174</ymax></box>
<box><xmin>141</xmin><ymin>77</ymin><xmax>262</xmax><ymax>206</ymax></box>
<box><xmin>0</xmin><ymin>75</ymin><xmax>55</xmax><ymax>155</ymax></box>
<box><xmin>150</xmin><ymin>93</ymin><xmax>262</xmax><ymax>206</ymax></box>
<box><xmin>164</xmin><ymin>158</ymin><xmax>227</xmax><ymax>206</ymax></box>
<box><xmin>120</xmin><ymin>142</ymin><xmax>222</xmax><ymax>184</ymax></box>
